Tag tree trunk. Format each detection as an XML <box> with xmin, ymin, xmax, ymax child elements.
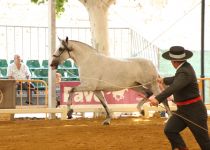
<box><xmin>79</xmin><ymin>0</ymin><xmax>115</xmax><ymax>56</ymax></box>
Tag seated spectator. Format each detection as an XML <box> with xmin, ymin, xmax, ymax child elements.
<box><xmin>56</xmin><ymin>72</ymin><xmax>62</xmax><ymax>107</ymax></box>
<box><xmin>56</xmin><ymin>72</ymin><xmax>62</xmax><ymax>83</ymax></box>
<box><xmin>7</xmin><ymin>54</ymin><xmax>35</xmax><ymax>105</ymax></box>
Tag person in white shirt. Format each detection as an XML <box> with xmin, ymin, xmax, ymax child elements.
<box><xmin>7</xmin><ymin>54</ymin><xmax>34</xmax><ymax>104</ymax></box>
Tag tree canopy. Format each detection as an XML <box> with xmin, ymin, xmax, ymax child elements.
<box><xmin>31</xmin><ymin>0</ymin><xmax>115</xmax><ymax>55</ymax></box>
<box><xmin>31</xmin><ymin>0</ymin><xmax>68</xmax><ymax>15</ymax></box>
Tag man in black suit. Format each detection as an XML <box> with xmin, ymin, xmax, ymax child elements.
<box><xmin>149</xmin><ymin>46</ymin><xmax>210</xmax><ymax>150</ymax></box>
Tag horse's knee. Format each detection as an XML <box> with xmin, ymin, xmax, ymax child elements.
<box><xmin>145</xmin><ymin>90</ymin><xmax>153</xmax><ymax>98</ymax></box>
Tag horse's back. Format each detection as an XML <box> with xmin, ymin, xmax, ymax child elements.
<box><xmin>127</xmin><ymin>58</ymin><xmax>158</xmax><ymax>75</ymax></box>
<box><xmin>128</xmin><ymin>58</ymin><xmax>159</xmax><ymax>87</ymax></box>
<box><xmin>82</xmin><ymin>55</ymin><xmax>158</xmax><ymax>82</ymax></box>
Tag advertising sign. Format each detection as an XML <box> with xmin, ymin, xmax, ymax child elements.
<box><xmin>60</xmin><ymin>82</ymin><xmax>144</xmax><ymax>105</ymax></box>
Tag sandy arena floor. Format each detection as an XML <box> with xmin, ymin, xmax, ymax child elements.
<box><xmin>0</xmin><ymin>116</ymin><xmax>210</xmax><ymax>150</ymax></box>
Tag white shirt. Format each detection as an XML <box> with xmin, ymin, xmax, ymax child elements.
<box><xmin>176</xmin><ymin>61</ymin><xmax>186</xmax><ymax>70</ymax></box>
<box><xmin>7</xmin><ymin>63</ymin><xmax>31</xmax><ymax>79</ymax></box>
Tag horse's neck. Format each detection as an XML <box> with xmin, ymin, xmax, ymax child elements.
<box><xmin>72</xmin><ymin>48</ymin><xmax>97</xmax><ymax>66</ymax></box>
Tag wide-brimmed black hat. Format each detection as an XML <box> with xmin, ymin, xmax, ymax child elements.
<box><xmin>162</xmin><ymin>46</ymin><xmax>193</xmax><ymax>61</ymax></box>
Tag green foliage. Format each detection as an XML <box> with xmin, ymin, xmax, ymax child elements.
<box><xmin>31</xmin><ymin>0</ymin><xmax>68</xmax><ymax>16</ymax></box>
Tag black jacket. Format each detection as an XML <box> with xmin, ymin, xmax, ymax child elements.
<box><xmin>156</xmin><ymin>61</ymin><xmax>200</xmax><ymax>103</ymax></box>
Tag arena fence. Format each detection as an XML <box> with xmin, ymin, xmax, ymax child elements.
<box><xmin>1</xmin><ymin>78</ymin><xmax>210</xmax><ymax>120</ymax></box>
<box><xmin>0</xmin><ymin>79</ymin><xmax>67</xmax><ymax>120</ymax></box>
<box><xmin>0</xmin><ymin>25</ymin><xmax>160</xmax><ymax>68</ymax></box>
<box><xmin>197</xmin><ymin>78</ymin><xmax>210</xmax><ymax>100</ymax></box>
<box><xmin>15</xmin><ymin>79</ymin><xmax>48</xmax><ymax>107</ymax></box>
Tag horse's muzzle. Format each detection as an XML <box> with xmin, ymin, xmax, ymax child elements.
<box><xmin>50</xmin><ymin>60</ymin><xmax>59</xmax><ymax>70</ymax></box>
<box><xmin>50</xmin><ymin>65</ymin><xmax>58</xmax><ymax>70</ymax></box>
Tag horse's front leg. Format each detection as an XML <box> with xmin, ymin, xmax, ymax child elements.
<box><xmin>94</xmin><ymin>91</ymin><xmax>111</xmax><ymax>125</ymax></box>
<box><xmin>67</xmin><ymin>88</ymin><xmax>74</xmax><ymax>119</ymax></box>
<box><xmin>66</xmin><ymin>84</ymin><xmax>90</xmax><ymax>119</ymax></box>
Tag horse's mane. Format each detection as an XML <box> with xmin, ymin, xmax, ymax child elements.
<box><xmin>69</xmin><ymin>40</ymin><xmax>97</xmax><ymax>53</ymax></box>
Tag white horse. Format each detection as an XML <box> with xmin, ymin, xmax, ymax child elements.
<box><xmin>50</xmin><ymin>37</ymin><xmax>170</xmax><ymax>125</ymax></box>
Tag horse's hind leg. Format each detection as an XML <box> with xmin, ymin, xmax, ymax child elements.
<box><xmin>130</xmin><ymin>85</ymin><xmax>153</xmax><ymax>115</ymax></box>
<box><xmin>94</xmin><ymin>91</ymin><xmax>111</xmax><ymax>125</ymax></box>
<box><xmin>161</xmin><ymin>99</ymin><xmax>172</xmax><ymax>117</ymax></box>
<box><xmin>148</xmin><ymin>82</ymin><xmax>172</xmax><ymax>117</ymax></box>
<box><xmin>131</xmin><ymin>82</ymin><xmax>172</xmax><ymax>117</ymax></box>
<box><xmin>67</xmin><ymin>89</ymin><xmax>74</xmax><ymax>119</ymax></box>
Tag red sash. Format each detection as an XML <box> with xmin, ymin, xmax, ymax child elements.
<box><xmin>176</xmin><ymin>96</ymin><xmax>201</xmax><ymax>106</ymax></box>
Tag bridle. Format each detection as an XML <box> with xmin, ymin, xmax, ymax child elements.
<box><xmin>53</xmin><ymin>40</ymin><xmax>72</xmax><ymax>58</ymax></box>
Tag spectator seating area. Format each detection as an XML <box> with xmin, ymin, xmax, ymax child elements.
<box><xmin>0</xmin><ymin>59</ymin><xmax>79</xmax><ymax>82</ymax></box>
<box><xmin>0</xmin><ymin>59</ymin><xmax>8</xmax><ymax>78</ymax></box>
<box><xmin>0</xmin><ymin>59</ymin><xmax>79</xmax><ymax>106</ymax></box>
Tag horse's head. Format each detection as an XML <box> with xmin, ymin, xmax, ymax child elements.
<box><xmin>50</xmin><ymin>36</ymin><xmax>73</xmax><ymax>70</ymax></box>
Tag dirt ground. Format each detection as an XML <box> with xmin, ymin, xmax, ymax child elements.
<box><xmin>0</xmin><ymin>116</ymin><xmax>210</xmax><ymax>150</ymax></box>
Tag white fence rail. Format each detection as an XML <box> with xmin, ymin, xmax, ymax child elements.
<box><xmin>0</xmin><ymin>25</ymin><xmax>160</xmax><ymax>68</ymax></box>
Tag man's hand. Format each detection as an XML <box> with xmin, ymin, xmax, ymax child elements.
<box><xmin>149</xmin><ymin>96</ymin><xmax>159</xmax><ymax>106</ymax></box>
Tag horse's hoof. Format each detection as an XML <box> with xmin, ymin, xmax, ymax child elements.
<box><xmin>102</xmin><ymin>118</ymin><xmax>111</xmax><ymax>125</ymax></box>
<box><xmin>103</xmin><ymin>122</ymin><xmax>110</xmax><ymax>125</ymax></box>
<box><xmin>67</xmin><ymin>109</ymin><xmax>73</xmax><ymax>119</ymax></box>
<box><xmin>140</xmin><ymin>110</ymin><xmax>145</xmax><ymax>116</ymax></box>
<box><xmin>67</xmin><ymin>116</ymin><xmax>72</xmax><ymax>119</ymax></box>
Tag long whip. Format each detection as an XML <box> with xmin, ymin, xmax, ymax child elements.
<box><xmin>158</xmin><ymin>105</ymin><xmax>209</xmax><ymax>133</ymax></box>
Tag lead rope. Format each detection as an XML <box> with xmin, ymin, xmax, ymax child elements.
<box><xmin>158</xmin><ymin>105</ymin><xmax>209</xmax><ymax>133</ymax></box>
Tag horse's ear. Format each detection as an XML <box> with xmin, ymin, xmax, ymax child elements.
<box><xmin>65</xmin><ymin>36</ymin><xmax>68</xmax><ymax>43</ymax></box>
<box><xmin>58</xmin><ymin>36</ymin><xmax>62</xmax><ymax>41</ymax></box>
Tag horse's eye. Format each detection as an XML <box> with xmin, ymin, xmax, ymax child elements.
<box><xmin>59</xmin><ymin>48</ymin><xmax>63</xmax><ymax>52</ymax></box>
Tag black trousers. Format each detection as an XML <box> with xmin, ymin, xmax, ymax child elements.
<box><xmin>164</xmin><ymin>101</ymin><xmax>210</xmax><ymax>150</ymax></box>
